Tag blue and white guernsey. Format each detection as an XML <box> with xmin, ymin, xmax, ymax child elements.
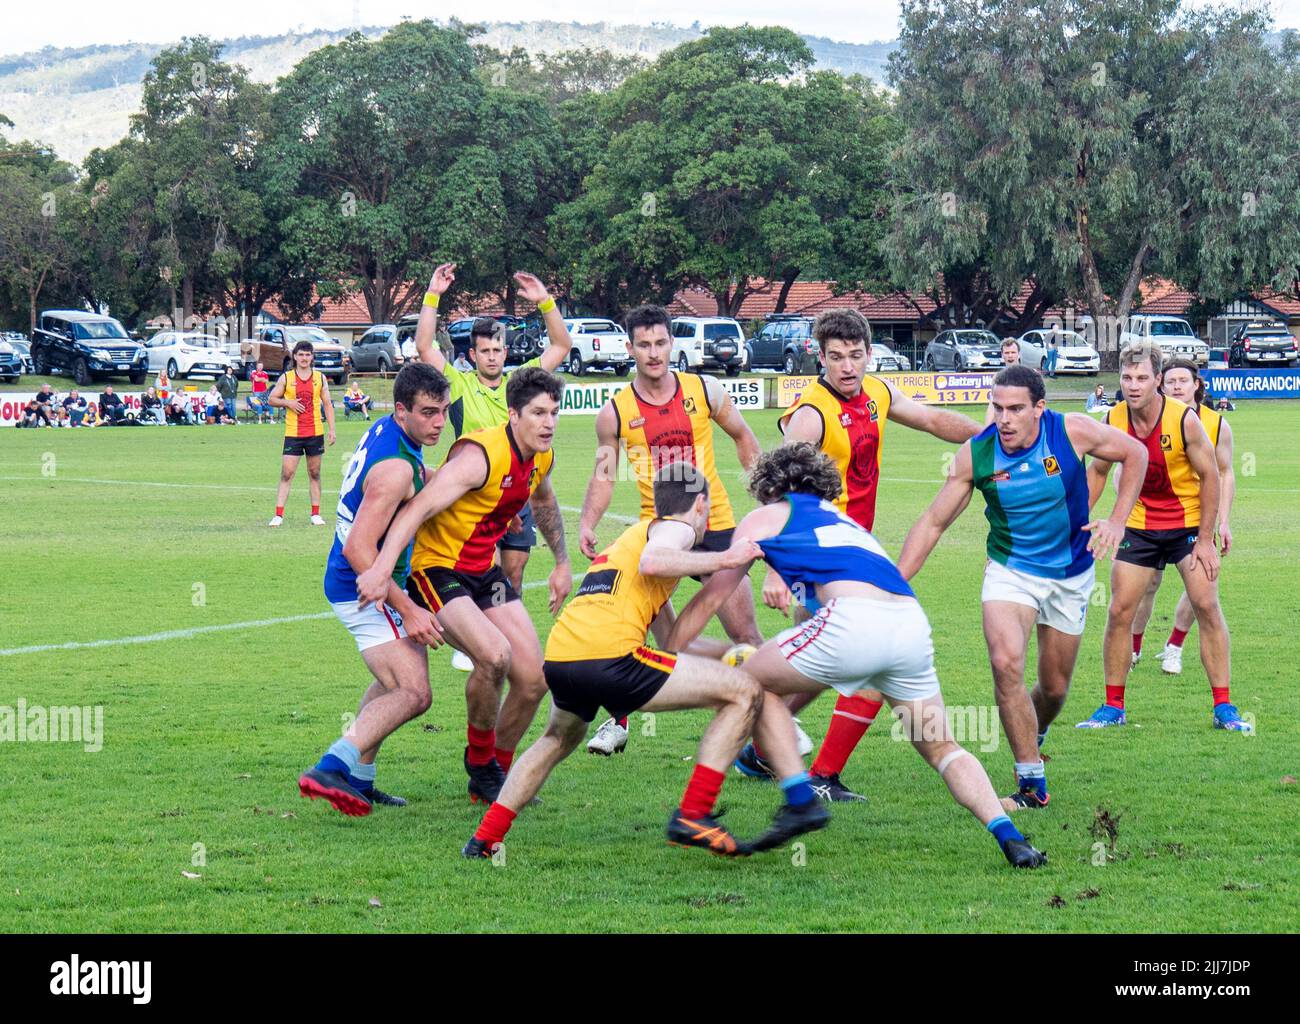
<box><xmin>758</xmin><ymin>492</ymin><xmax>914</xmax><ymax>599</ymax></box>
<box><xmin>323</xmin><ymin>416</ymin><xmax>425</xmax><ymax>603</ymax></box>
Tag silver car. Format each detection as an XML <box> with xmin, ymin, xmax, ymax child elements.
<box><xmin>923</xmin><ymin>330</ymin><xmax>1003</xmax><ymax>370</ymax></box>
<box><xmin>350</xmin><ymin>324</ymin><xmax>406</xmax><ymax>373</ymax></box>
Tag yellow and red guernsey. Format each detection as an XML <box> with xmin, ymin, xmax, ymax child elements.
<box><xmin>612</xmin><ymin>372</ymin><xmax>734</xmax><ymax>532</ymax></box>
<box><xmin>546</xmin><ymin>519</ymin><xmax>680</xmax><ymax>663</ymax></box>
<box><xmin>412</xmin><ymin>423</ymin><xmax>554</xmax><ymax>575</ymax></box>
<box><xmin>284</xmin><ymin>369</ymin><xmax>325</xmax><ymax>437</ymax></box>
<box><xmin>1106</xmin><ymin>396</ymin><xmax>1202</xmax><ymax>530</ymax></box>
<box><xmin>779</xmin><ymin>376</ymin><xmax>892</xmax><ymax>530</ymax></box>
<box><xmin>1197</xmin><ymin>403</ymin><xmax>1223</xmax><ymax>448</ymax></box>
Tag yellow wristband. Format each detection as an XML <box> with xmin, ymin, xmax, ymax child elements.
<box><xmin>423</xmin><ymin>291</ymin><xmax>440</xmax><ymax>309</ymax></box>
<box><xmin>536</xmin><ymin>296</ymin><xmax>556</xmax><ymax>314</ymax></box>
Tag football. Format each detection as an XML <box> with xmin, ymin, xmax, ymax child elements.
<box><xmin>722</xmin><ymin>643</ymin><xmax>757</xmax><ymax>667</ymax></box>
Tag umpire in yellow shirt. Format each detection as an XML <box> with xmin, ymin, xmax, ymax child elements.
<box><xmin>414</xmin><ymin>263</ymin><xmax>573</xmax><ymax>596</ymax></box>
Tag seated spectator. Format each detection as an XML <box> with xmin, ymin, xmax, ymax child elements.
<box><xmin>1086</xmin><ymin>384</ymin><xmax>1112</xmax><ymax>412</ymax></box>
<box><xmin>1206</xmin><ymin>388</ymin><xmax>1235</xmax><ymax>412</ymax></box>
<box><xmin>34</xmin><ymin>383</ymin><xmax>61</xmax><ymax>425</ymax></box>
<box><xmin>62</xmin><ymin>389</ymin><xmax>88</xmax><ymax>427</ymax></box>
<box><xmin>99</xmin><ymin>385</ymin><xmax>128</xmax><ymax>425</ymax></box>
<box><xmin>18</xmin><ymin>397</ymin><xmax>51</xmax><ymax>428</ymax></box>
<box><xmin>343</xmin><ymin>383</ymin><xmax>372</xmax><ymax>420</ymax></box>
<box><xmin>217</xmin><ymin>366</ymin><xmax>239</xmax><ymax>422</ymax></box>
<box><xmin>84</xmin><ymin>400</ymin><xmax>101</xmax><ymax>428</ymax></box>
<box><xmin>248</xmin><ymin>362</ymin><xmax>276</xmax><ymax>421</ymax></box>
<box><xmin>167</xmin><ymin>390</ymin><xmax>194</xmax><ymax>425</ymax></box>
<box><xmin>140</xmin><ymin>386</ymin><xmax>165</xmax><ymax>424</ymax></box>
<box><xmin>246</xmin><ymin>392</ymin><xmax>272</xmax><ymax>423</ymax></box>
<box><xmin>204</xmin><ymin>384</ymin><xmax>224</xmax><ymax>424</ymax></box>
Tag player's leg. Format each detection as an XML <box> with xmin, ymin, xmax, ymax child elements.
<box><xmin>1078</xmin><ymin>550</ymin><xmax>1154</xmax><ymax>727</ymax></box>
<box><xmin>305</xmin><ymin>451</ymin><xmax>324</xmax><ymax>523</ymax></box>
<box><xmin>482</xmin><ymin>596</ymin><xmax>548</xmax><ymax>768</ymax></box>
<box><xmin>982</xmin><ymin>598</ymin><xmax>1046</xmax><ymax>806</ymax></box>
<box><xmin>497</xmin><ymin>501</ymin><xmax>535</xmax><ymax>596</ymax></box>
<box><xmin>1130</xmin><ymin>570</ymin><xmax>1164</xmax><ymax>667</ymax></box>
<box><xmin>1173</xmin><ymin>553</ymin><xmax>1247</xmax><ymax>731</ymax></box>
<box><xmin>892</xmin><ymin>693</ymin><xmax>1045</xmax><ymax>868</ymax></box>
<box><xmin>1032</xmin><ymin>624</ymin><xmax>1084</xmax><ymax>735</ymax></box>
<box><xmin>272</xmin><ymin>453</ymin><xmax>299</xmax><ymax>524</ymax></box>
<box><xmin>498</xmin><ymin>547</ymin><xmax>529</xmax><ymax>596</ymax></box>
<box><xmin>714</xmin><ymin>573</ymin><xmax>763</xmax><ymax>647</ymax></box>
<box><xmin>1161</xmin><ymin>587</ymin><xmax>1195</xmax><ymax>675</ymax></box>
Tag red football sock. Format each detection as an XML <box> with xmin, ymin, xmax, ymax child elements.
<box><xmin>275</xmin><ymin>505</ymin><xmax>284</xmax><ymax>517</ymax></box>
<box><xmin>679</xmin><ymin>765</ymin><xmax>725</xmax><ymax>819</ymax></box>
<box><xmin>494</xmin><ymin>747</ymin><xmax>514</xmax><ymax>773</ymax></box>
<box><xmin>1211</xmin><ymin>687</ymin><xmax>1231</xmax><ymax>707</ymax></box>
<box><xmin>311</xmin><ymin>503</ymin><xmax>320</xmax><ymax>516</ymax></box>
<box><xmin>473</xmin><ymin>802</ymin><xmax>517</xmax><ymax>845</ymax></box>
<box><xmin>1105</xmin><ymin>685</ymin><xmax>1125</xmax><ymax>710</ymax></box>
<box><xmin>1169</xmin><ymin>628</ymin><xmax>1189</xmax><ymax>648</ymax></box>
<box><xmin>615</xmin><ymin>716</ymin><xmax>628</xmax><ymax>729</ymax></box>
<box><xmin>467</xmin><ymin>724</ymin><xmax>496</xmax><ymax>766</ymax></box>
<box><xmin>1132</xmin><ymin>632</ymin><xmax>1144</xmax><ymax>655</ymax></box>
<box><xmin>810</xmin><ymin>695</ymin><xmax>882</xmax><ymax>777</ymax></box>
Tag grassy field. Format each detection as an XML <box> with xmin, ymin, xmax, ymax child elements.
<box><xmin>1</xmin><ymin>398</ymin><xmax>1296</xmax><ymax>933</ymax></box>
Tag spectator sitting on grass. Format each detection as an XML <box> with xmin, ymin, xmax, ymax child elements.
<box><xmin>98</xmin><ymin>385</ymin><xmax>128</xmax><ymax>425</ymax></box>
<box><xmin>35</xmin><ymin>383</ymin><xmax>61</xmax><ymax>424</ymax></box>
<box><xmin>141</xmin><ymin>386</ymin><xmax>165</xmax><ymax>424</ymax></box>
<box><xmin>62</xmin><ymin>389</ymin><xmax>88</xmax><ymax>427</ymax></box>
<box><xmin>248</xmin><ymin>362</ymin><xmax>275</xmax><ymax>421</ymax></box>
<box><xmin>1086</xmin><ymin>383</ymin><xmax>1112</xmax><ymax>412</ymax></box>
<box><xmin>18</xmin><ymin>397</ymin><xmax>51</xmax><ymax>428</ymax></box>
<box><xmin>343</xmin><ymin>382</ymin><xmax>372</xmax><ymax>419</ymax></box>
<box><xmin>204</xmin><ymin>383</ymin><xmax>224</xmax><ymax>423</ymax></box>
<box><xmin>218</xmin><ymin>366</ymin><xmax>239</xmax><ymax>422</ymax></box>
<box><xmin>168</xmin><ymin>389</ymin><xmax>194</xmax><ymax>425</ymax></box>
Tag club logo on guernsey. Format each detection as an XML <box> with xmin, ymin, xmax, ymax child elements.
<box><xmin>683</xmin><ymin>397</ymin><xmax>697</xmax><ymax>414</ymax></box>
<box><xmin>528</xmin><ymin>467</ymin><xmax>539</xmax><ymax>487</ymax></box>
<box><xmin>865</xmin><ymin>399</ymin><xmax>879</xmax><ymax>420</ymax></box>
<box><xmin>1043</xmin><ymin>455</ymin><xmax>1061</xmax><ymax>476</ymax></box>
<box><xmin>839</xmin><ymin>412</ymin><xmax>853</xmax><ymax>426</ymax></box>
<box><xmin>1160</xmin><ymin>434</ymin><xmax>1173</xmax><ymax>451</ymax></box>
<box><xmin>989</xmin><ymin>470</ymin><xmax>1011</xmax><ymax>483</ymax></box>
<box><xmin>502</xmin><ymin>475</ymin><xmax>513</xmax><ymax>488</ymax></box>
<box><xmin>630</xmin><ymin>417</ymin><xmax>645</xmax><ymax>429</ymax></box>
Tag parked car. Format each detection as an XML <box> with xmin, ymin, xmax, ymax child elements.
<box><xmin>1228</xmin><ymin>321</ymin><xmax>1297</xmax><ymax>368</ymax></box>
<box><xmin>31</xmin><ymin>310</ymin><xmax>149</xmax><ymax>385</ymax></box>
<box><xmin>1207</xmin><ymin>347</ymin><xmax>1230</xmax><ymax>369</ymax></box>
<box><xmin>1016</xmin><ymin>329</ymin><xmax>1101</xmax><ymax>374</ymax></box>
<box><xmin>747</xmin><ymin>315</ymin><xmax>819</xmax><ymax>374</ymax></box>
<box><xmin>1</xmin><ymin>333</ymin><xmax>31</xmax><ymax>374</ymax></box>
<box><xmin>868</xmin><ymin>341</ymin><xmax>911</xmax><ymax>373</ymax></box>
<box><xmin>562</xmin><ymin>318</ymin><xmax>631</xmax><ymax>376</ymax></box>
<box><xmin>0</xmin><ymin>338</ymin><xmax>23</xmax><ymax>381</ymax></box>
<box><xmin>1118</xmin><ymin>314</ymin><xmax>1209</xmax><ymax>367</ymax></box>
<box><xmin>669</xmin><ymin>317</ymin><xmax>745</xmax><ymax>376</ymax></box>
<box><xmin>144</xmin><ymin>331</ymin><xmax>234</xmax><ymax>379</ymax></box>
<box><xmin>923</xmin><ymin>329</ymin><xmax>1003</xmax><ymax>371</ymax></box>
<box><xmin>350</xmin><ymin>324</ymin><xmax>406</xmax><ymax>374</ymax></box>
<box><xmin>241</xmin><ymin>324</ymin><xmax>348</xmax><ymax>384</ymax></box>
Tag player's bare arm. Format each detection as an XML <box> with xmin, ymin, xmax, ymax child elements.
<box><xmin>1182</xmin><ymin>411</ymin><xmax>1222</xmax><ymax>581</ymax></box>
<box><xmin>648</xmin><ymin>599</ymin><xmax>730</xmax><ymax>660</ymax></box>
<box><xmin>761</xmin><ymin>403</ymin><xmax>823</xmax><ymax>611</ymax></box>
<box><xmin>414</xmin><ymin>262</ymin><xmax>457</xmax><ymax>371</ymax></box>
<box><xmin>512</xmin><ymin>271</ymin><xmax>574</xmax><ymax>374</ymax></box>
<box><xmin>529</xmin><ymin>473</ymin><xmax>572</xmax><ymax>614</ymax></box>
<box><xmin>897</xmin><ymin>442</ymin><xmax>976</xmax><ymax>580</ymax></box>
<box><xmin>638</xmin><ymin>518</ymin><xmax>762</xmax><ymax>580</ymax></box>
<box><xmin>666</xmin><ymin>505</ymin><xmax>785</xmax><ymax>650</ymax></box>
<box><xmin>1064</xmin><ymin>412</ymin><xmax>1147</xmax><ymax>560</ymax></box>
<box><xmin>1216</xmin><ymin>419</ymin><xmax>1235</xmax><ymax>554</ymax></box>
<box><xmin>268</xmin><ymin>374</ymin><xmax>296</xmax><ymax>411</ymax></box>
<box><xmin>320</xmin><ymin>379</ymin><xmax>336</xmax><ymax>446</ymax></box>
<box><xmin>579</xmin><ymin>401</ymin><xmax>620</xmax><ymax>558</ymax></box>
<box><xmin>1085</xmin><ymin>441</ymin><xmax>1116</xmax><ymax>511</ymax></box>
<box><xmin>355</xmin><ymin>442</ymin><xmax>489</xmax><ymax>607</ymax></box>
<box><xmin>885</xmin><ymin>381</ymin><xmax>982</xmax><ymax>443</ymax></box>
<box><xmin>704</xmin><ymin>375</ymin><xmax>761</xmax><ymax>471</ymax></box>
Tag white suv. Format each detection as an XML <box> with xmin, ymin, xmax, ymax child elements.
<box><xmin>562</xmin><ymin>318</ymin><xmax>631</xmax><ymax>376</ymax></box>
<box><xmin>1119</xmin><ymin>315</ymin><xmax>1209</xmax><ymax>367</ymax></box>
<box><xmin>144</xmin><ymin>332</ymin><xmax>234</xmax><ymax>379</ymax></box>
<box><xmin>670</xmin><ymin>317</ymin><xmax>744</xmax><ymax>376</ymax></box>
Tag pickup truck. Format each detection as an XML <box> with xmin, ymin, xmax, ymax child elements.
<box><xmin>241</xmin><ymin>325</ymin><xmax>349</xmax><ymax>384</ymax></box>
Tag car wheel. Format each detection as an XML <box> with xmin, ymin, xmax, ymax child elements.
<box><xmin>336</xmin><ymin>370</ymin><xmax>349</xmax><ymax>386</ymax></box>
<box><xmin>725</xmin><ymin>363</ymin><xmax>740</xmax><ymax>378</ymax></box>
<box><xmin>784</xmin><ymin>353</ymin><xmax>798</xmax><ymax>376</ymax></box>
<box><xmin>129</xmin><ymin>371</ymin><xmax>147</xmax><ymax>385</ymax></box>
<box><xmin>568</xmin><ymin>351</ymin><xmax>583</xmax><ymax>376</ymax></box>
<box><xmin>166</xmin><ymin>358</ymin><xmax>179</xmax><ymax>379</ymax></box>
<box><xmin>677</xmin><ymin>353</ymin><xmax>690</xmax><ymax>373</ymax></box>
<box><xmin>614</xmin><ymin>364</ymin><xmax>629</xmax><ymax>378</ymax></box>
<box><xmin>74</xmin><ymin>358</ymin><xmax>92</xmax><ymax>386</ymax></box>
<box><xmin>377</xmin><ymin>356</ymin><xmax>390</xmax><ymax>375</ymax></box>
<box><xmin>33</xmin><ymin>349</ymin><xmax>49</xmax><ymax>376</ymax></box>
<box><xmin>923</xmin><ymin>355</ymin><xmax>935</xmax><ymax>371</ymax></box>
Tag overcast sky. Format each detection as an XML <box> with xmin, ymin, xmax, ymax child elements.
<box><xmin>7</xmin><ymin>0</ymin><xmax>1297</xmax><ymax>56</ymax></box>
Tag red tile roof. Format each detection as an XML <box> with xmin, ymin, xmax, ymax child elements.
<box><xmin>1253</xmin><ymin>288</ymin><xmax>1300</xmax><ymax>318</ymax></box>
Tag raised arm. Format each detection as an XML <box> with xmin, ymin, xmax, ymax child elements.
<box><xmin>414</xmin><ymin>262</ymin><xmax>457</xmax><ymax>372</ymax></box>
<box><xmin>886</xmin><ymin>381</ymin><xmax>982</xmax><ymax>444</ymax></box>
<box><xmin>1215</xmin><ymin>419</ymin><xmax>1235</xmax><ymax>554</ymax></box>
<box><xmin>355</xmin><ymin>442</ymin><xmax>488</xmax><ymax>607</ymax></box>
<box><xmin>512</xmin><ymin>271</ymin><xmax>573</xmax><ymax>374</ymax></box>
<box><xmin>897</xmin><ymin>442</ymin><xmax>976</xmax><ymax>580</ymax></box>
<box><xmin>704</xmin><ymin>375</ymin><xmax>760</xmax><ymax>472</ymax></box>
<box><xmin>579</xmin><ymin>401</ymin><xmax>621</xmax><ymax>558</ymax></box>
<box><xmin>529</xmin><ymin>472</ymin><xmax>573</xmax><ymax>615</ymax></box>
<box><xmin>1063</xmin><ymin>412</ymin><xmax>1147</xmax><ymax>561</ymax></box>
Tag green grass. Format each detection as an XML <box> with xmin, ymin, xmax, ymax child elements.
<box><xmin>1</xmin><ymin>400</ymin><xmax>1295</xmax><ymax>933</ymax></box>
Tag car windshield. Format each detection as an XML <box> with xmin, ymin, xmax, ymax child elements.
<box><xmin>73</xmin><ymin>320</ymin><xmax>130</xmax><ymax>341</ymax></box>
<box><xmin>178</xmin><ymin>335</ymin><xmax>223</xmax><ymax>348</ymax></box>
<box><xmin>703</xmin><ymin>324</ymin><xmax>741</xmax><ymax>340</ymax></box>
<box><xmin>1149</xmin><ymin>320</ymin><xmax>1194</xmax><ymax>338</ymax></box>
<box><xmin>954</xmin><ymin>331</ymin><xmax>998</xmax><ymax>346</ymax></box>
<box><xmin>286</xmin><ymin>327</ymin><xmax>329</xmax><ymax>344</ymax></box>
<box><xmin>1048</xmin><ymin>332</ymin><xmax>1089</xmax><ymax>347</ymax></box>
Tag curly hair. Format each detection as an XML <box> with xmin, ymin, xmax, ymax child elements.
<box><xmin>747</xmin><ymin>442</ymin><xmax>843</xmax><ymax>506</ymax></box>
<box><xmin>812</xmin><ymin>308</ymin><xmax>872</xmax><ymax>353</ymax></box>
<box><xmin>506</xmin><ymin>365</ymin><xmax>564</xmax><ymax>411</ymax></box>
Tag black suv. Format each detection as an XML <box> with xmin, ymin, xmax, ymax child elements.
<box><xmin>1228</xmin><ymin>321</ymin><xmax>1297</xmax><ymax>367</ymax></box>
<box><xmin>31</xmin><ymin>310</ymin><xmax>148</xmax><ymax>385</ymax></box>
<box><xmin>748</xmin><ymin>315</ymin><xmax>818</xmax><ymax>374</ymax></box>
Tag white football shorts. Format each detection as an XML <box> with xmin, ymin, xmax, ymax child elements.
<box><xmin>330</xmin><ymin>599</ymin><xmax>408</xmax><ymax>652</ymax></box>
<box><xmin>981</xmin><ymin>560</ymin><xmax>1095</xmax><ymax>636</ymax></box>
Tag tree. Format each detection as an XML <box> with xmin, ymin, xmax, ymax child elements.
<box><xmin>0</xmin><ymin>134</ymin><xmax>78</xmax><ymax>331</ymax></box>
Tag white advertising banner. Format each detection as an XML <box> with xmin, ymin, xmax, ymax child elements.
<box><xmin>557</xmin><ymin>376</ymin><xmax>765</xmax><ymax>415</ymax></box>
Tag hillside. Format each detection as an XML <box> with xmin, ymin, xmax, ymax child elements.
<box><xmin>0</xmin><ymin>21</ymin><xmax>897</xmax><ymax>165</ymax></box>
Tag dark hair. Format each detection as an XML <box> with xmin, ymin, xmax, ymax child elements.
<box><xmin>507</xmin><ymin>365</ymin><xmax>564</xmax><ymax>411</ymax></box>
<box><xmin>1161</xmin><ymin>358</ymin><xmax>1204</xmax><ymax>406</ymax></box>
<box><xmin>654</xmin><ymin>461</ymin><xmax>709</xmax><ymax>516</ymax></box>
<box><xmin>747</xmin><ymin>443</ymin><xmax>842</xmax><ymax>506</ymax></box>
<box><xmin>393</xmin><ymin>362</ymin><xmax>450</xmax><ymax>409</ymax></box>
<box><xmin>624</xmin><ymin>304</ymin><xmax>672</xmax><ymax>340</ymax></box>
<box><xmin>812</xmin><ymin>308</ymin><xmax>871</xmax><ymax>352</ymax></box>
<box><xmin>471</xmin><ymin>318</ymin><xmax>503</xmax><ymax>345</ymax></box>
<box><xmin>992</xmin><ymin>364</ymin><xmax>1046</xmax><ymax>404</ymax></box>
<box><xmin>292</xmin><ymin>340</ymin><xmax>314</xmax><ymax>356</ymax></box>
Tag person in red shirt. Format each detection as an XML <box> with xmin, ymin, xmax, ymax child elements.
<box><xmin>248</xmin><ymin>362</ymin><xmax>273</xmax><ymax>423</ymax></box>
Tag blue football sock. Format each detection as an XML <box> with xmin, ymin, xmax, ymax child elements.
<box><xmin>1037</xmin><ymin>726</ymin><xmax>1049</xmax><ymax>748</ymax></box>
<box><xmin>1014</xmin><ymin>760</ymin><xmax>1047</xmax><ymax>799</ymax></box>
<box><xmin>349</xmin><ymin>761</ymin><xmax>377</xmax><ymax>794</ymax></box>
<box><xmin>317</xmin><ymin>739</ymin><xmax>361</xmax><ymax>777</ymax></box>
<box><xmin>987</xmin><ymin>815</ymin><xmax>1023</xmax><ymax>847</ymax></box>
<box><xmin>780</xmin><ymin>772</ymin><xmax>815</xmax><ymax>807</ymax></box>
